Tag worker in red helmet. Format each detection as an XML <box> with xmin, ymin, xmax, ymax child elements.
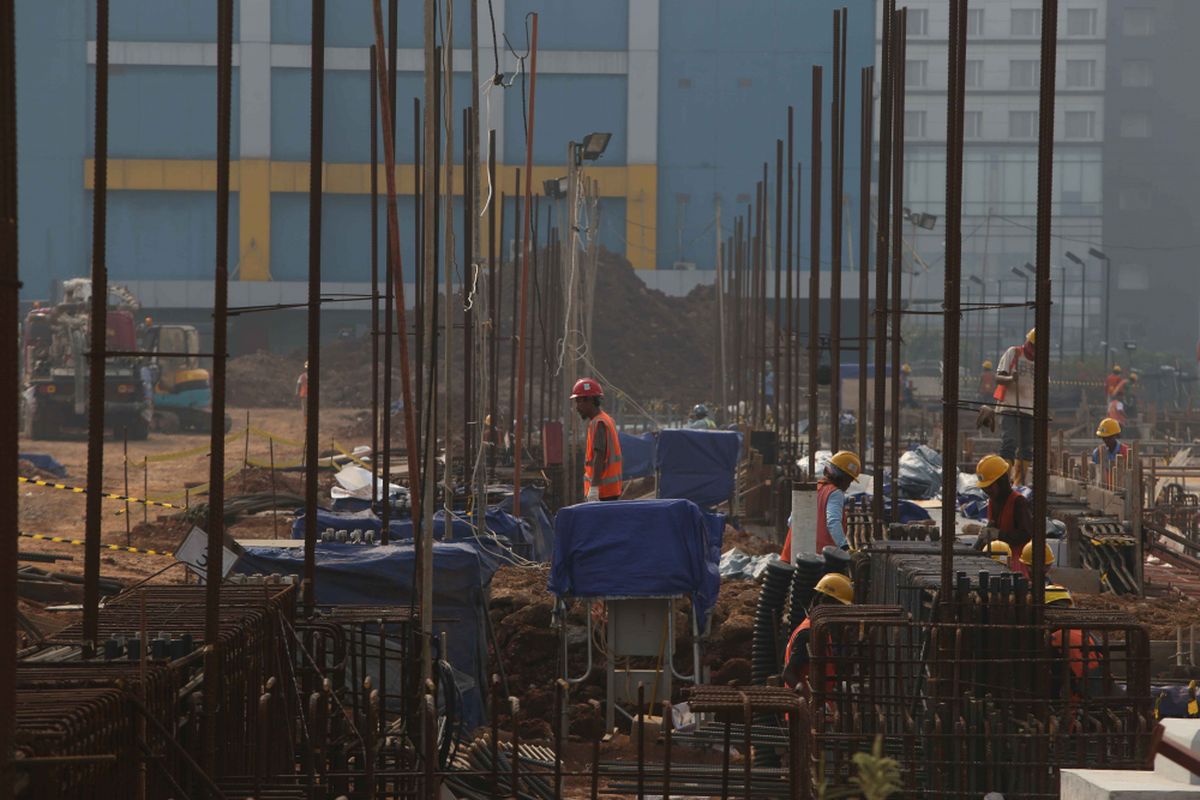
<box><xmin>571</xmin><ymin>378</ymin><xmax>623</xmax><ymax>502</ymax></box>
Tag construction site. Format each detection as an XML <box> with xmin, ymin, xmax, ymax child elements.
<box><xmin>4</xmin><ymin>1</ymin><xmax>1200</xmax><ymax>798</ymax></box>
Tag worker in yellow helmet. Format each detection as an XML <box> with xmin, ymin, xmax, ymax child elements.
<box><xmin>1019</xmin><ymin>540</ymin><xmax>1056</xmax><ymax>582</ymax></box>
<box><xmin>901</xmin><ymin>363</ymin><xmax>915</xmax><ymax>407</ymax></box>
<box><xmin>979</xmin><ymin>359</ymin><xmax>996</xmax><ymax>401</ymax></box>
<box><xmin>1104</xmin><ymin>364</ymin><xmax>1124</xmax><ymax>398</ymax></box>
<box><xmin>1045</xmin><ymin>584</ymin><xmax>1106</xmax><ymax>699</ymax></box>
<box><xmin>986</xmin><ymin>540</ymin><xmax>1012</xmax><ymax>564</ymax></box>
<box><xmin>1092</xmin><ymin>417</ymin><xmax>1130</xmax><ymax>466</ymax></box>
<box><xmin>993</xmin><ymin>328</ymin><xmax>1037</xmax><ymax>484</ymax></box>
<box><xmin>782</xmin><ymin>573</ymin><xmax>852</xmax><ymax>693</ymax></box>
<box><xmin>781</xmin><ymin>451</ymin><xmax>861</xmax><ymax>562</ymax></box>
<box><xmin>975</xmin><ymin>454</ymin><xmax>1032</xmax><ymax>573</ymax></box>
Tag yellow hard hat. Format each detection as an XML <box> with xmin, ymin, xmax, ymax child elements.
<box><xmin>902</xmin><ymin>363</ymin><xmax>912</xmax><ymax>374</ymax></box>
<box><xmin>813</xmin><ymin>573</ymin><xmax>854</xmax><ymax>605</ymax></box>
<box><xmin>1112</xmin><ymin>365</ymin><xmax>1122</xmax><ymax>373</ymax></box>
<box><xmin>1020</xmin><ymin>541</ymin><xmax>1055</xmax><ymax>567</ymax></box>
<box><xmin>1045</xmin><ymin>584</ymin><xmax>1073</xmax><ymax>607</ymax></box>
<box><xmin>1026</xmin><ymin>328</ymin><xmax>1037</xmax><ymax>345</ymax></box>
<box><xmin>828</xmin><ymin>450</ymin><xmax>862</xmax><ymax>481</ymax></box>
<box><xmin>1096</xmin><ymin>417</ymin><xmax>1121</xmax><ymax>438</ymax></box>
<box><xmin>975</xmin><ymin>454</ymin><xmax>1009</xmax><ymax>489</ymax></box>
<box><xmin>987</xmin><ymin>540</ymin><xmax>1012</xmax><ymax>562</ymax></box>
<box><xmin>1130</xmin><ymin>372</ymin><xmax>1139</xmax><ymax>383</ymax></box>
<box><xmin>982</xmin><ymin>360</ymin><xmax>993</xmax><ymax>370</ymax></box>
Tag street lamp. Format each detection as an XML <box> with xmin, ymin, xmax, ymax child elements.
<box><xmin>1012</xmin><ymin>266</ymin><xmax>1032</xmax><ymax>333</ymax></box>
<box><xmin>1088</xmin><ymin>247</ymin><xmax>1112</xmax><ymax>369</ymax></box>
<box><xmin>1065</xmin><ymin>250</ymin><xmax>1086</xmax><ymax>361</ymax></box>
<box><xmin>543</xmin><ymin>176</ymin><xmax>567</xmax><ymax>199</ymax></box>
<box><xmin>579</xmin><ymin>132</ymin><xmax>612</xmax><ymax>162</ymax></box>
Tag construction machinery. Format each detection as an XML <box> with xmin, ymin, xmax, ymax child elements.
<box><xmin>21</xmin><ymin>278</ymin><xmax>149</xmax><ymax>440</ymax></box>
<box><xmin>141</xmin><ymin>320</ymin><xmax>229</xmax><ymax>433</ymax></box>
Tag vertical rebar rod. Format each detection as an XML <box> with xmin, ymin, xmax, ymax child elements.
<box><xmin>794</xmin><ymin>162</ymin><xmax>802</xmax><ymax>458</ymax></box>
<box><xmin>830</xmin><ymin>8</ymin><xmax>845</xmax><ymax>452</ymax></box>
<box><xmin>774</xmin><ymin>138</ymin><xmax>783</xmax><ymax>439</ymax></box>
<box><xmin>82</xmin><ymin>0</ymin><xmax>109</xmax><ymax>653</ymax></box>
<box><xmin>941</xmin><ymin>0</ymin><xmax>967</xmax><ymax>614</ymax></box>
<box><xmin>808</xmin><ymin>66</ymin><xmax>823</xmax><ymax>476</ymax></box>
<box><xmin>509</xmin><ymin>173</ymin><xmax>519</xmax><ymax>459</ymax></box>
<box><xmin>380</xmin><ymin>8</ymin><xmax>399</xmax><ymax>548</ymax></box>
<box><xmin>889</xmin><ymin>10</ymin><xmax>907</xmax><ymax>521</ymax></box>
<box><xmin>370</xmin><ymin>45</ymin><xmax>380</xmax><ymax>519</ymax></box>
<box><xmin>419</xmin><ymin>0</ymin><xmax>437</xmax><ymax>688</ymax></box>
<box><xmin>512</xmin><ymin>15</ymin><xmax>539</xmax><ymax>517</ymax></box>
<box><xmin>441</xmin><ymin>14</ymin><xmax>455</xmax><ymax>532</ymax></box>
<box><xmin>785</xmin><ymin>107</ymin><xmax>794</xmax><ymax>457</ymax></box>
<box><xmin>732</xmin><ymin>217</ymin><xmax>742</xmax><ymax>419</ymax></box>
<box><xmin>751</xmin><ymin>182</ymin><xmax>762</xmax><ymax>427</ymax></box>
<box><xmin>1032</xmin><ymin>0</ymin><xmax>1059</xmax><ymax>608</ymax></box>
<box><xmin>302</xmin><ymin>0</ymin><xmax>325</xmax><ymax>613</ymax></box>
<box><xmin>872</xmin><ymin>0</ymin><xmax>895</xmax><ymax>537</ymax></box>
<box><xmin>858</xmin><ymin>66</ymin><xmax>874</xmax><ymax>456</ymax></box>
<box><xmin>0</xmin><ymin>0</ymin><xmax>18</xmax><ymax>786</ymax></box>
<box><xmin>462</xmin><ymin>107</ymin><xmax>473</xmax><ymax>485</ymax></box>
<box><xmin>487</xmin><ymin>134</ymin><xmax>498</xmax><ymax>478</ymax></box>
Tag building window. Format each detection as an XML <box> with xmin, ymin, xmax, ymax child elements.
<box><xmin>1010</xmin><ymin>59</ymin><xmax>1040</xmax><ymax>88</ymax></box>
<box><xmin>1120</xmin><ymin>112</ymin><xmax>1151</xmax><ymax>138</ymax></box>
<box><xmin>1118</xmin><ymin>186</ymin><xmax>1152</xmax><ymax>210</ymax></box>
<box><xmin>1123</xmin><ymin>8</ymin><xmax>1155</xmax><ymax>36</ymax></box>
<box><xmin>1064</xmin><ymin>111</ymin><xmax>1094</xmax><ymax>139</ymax></box>
<box><xmin>965</xmin><ymin>60</ymin><xmax>983</xmax><ymax>88</ymax></box>
<box><xmin>1065</xmin><ymin>60</ymin><xmax>1096</xmax><ymax>88</ymax></box>
<box><xmin>904</xmin><ymin>110</ymin><xmax>927</xmax><ymax>139</ymax></box>
<box><xmin>908</xmin><ymin>9</ymin><xmax>929</xmax><ymax>36</ymax></box>
<box><xmin>966</xmin><ymin>8</ymin><xmax>984</xmax><ymax>36</ymax></box>
<box><xmin>1066</xmin><ymin>8</ymin><xmax>1098</xmax><ymax>36</ymax></box>
<box><xmin>964</xmin><ymin>111</ymin><xmax>983</xmax><ymax>139</ymax></box>
<box><xmin>1117</xmin><ymin>263</ymin><xmax>1149</xmax><ymax>291</ymax></box>
<box><xmin>1121</xmin><ymin>60</ymin><xmax>1153</xmax><ymax>88</ymax></box>
<box><xmin>1011</xmin><ymin>9</ymin><xmax>1041</xmax><ymax>36</ymax></box>
<box><xmin>1009</xmin><ymin>110</ymin><xmax>1037</xmax><ymax>138</ymax></box>
<box><xmin>906</xmin><ymin>60</ymin><xmax>928</xmax><ymax>87</ymax></box>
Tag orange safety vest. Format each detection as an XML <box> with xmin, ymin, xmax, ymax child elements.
<box><xmin>583</xmin><ymin>410</ymin><xmax>622</xmax><ymax>499</ymax></box>
<box><xmin>1050</xmin><ymin>628</ymin><xmax>1101</xmax><ymax>680</ymax></box>
<box><xmin>783</xmin><ymin>618</ymin><xmax>837</xmax><ymax>695</ymax></box>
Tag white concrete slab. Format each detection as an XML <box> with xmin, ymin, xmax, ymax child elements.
<box><xmin>1156</xmin><ymin>720</ymin><xmax>1200</xmax><ymax>786</ymax></box>
<box><xmin>1062</xmin><ymin>769</ymin><xmax>1200</xmax><ymax>799</ymax></box>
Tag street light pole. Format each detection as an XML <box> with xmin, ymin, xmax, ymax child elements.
<box><xmin>1089</xmin><ymin>247</ymin><xmax>1111</xmax><ymax>370</ymax></box>
<box><xmin>1066</xmin><ymin>250</ymin><xmax>1086</xmax><ymax>361</ymax></box>
<box><xmin>1012</xmin><ymin>266</ymin><xmax>1031</xmax><ymax>333</ymax></box>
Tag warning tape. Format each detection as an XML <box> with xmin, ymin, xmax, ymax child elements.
<box><xmin>143</xmin><ymin>430</ymin><xmax>241</xmax><ymax>464</ymax></box>
<box><xmin>331</xmin><ymin>441</ymin><xmax>373</xmax><ymax>472</ymax></box>
<box><xmin>248</xmin><ymin>426</ymin><xmax>305</xmax><ymax>449</ymax></box>
<box><xmin>19</xmin><ymin>531</ymin><xmax>173</xmax><ymax>558</ymax></box>
<box><xmin>19</xmin><ymin>476</ymin><xmax>185</xmax><ymax>510</ymax></box>
<box><xmin>1049</xmin><ymin>380</ymin><xmax>1105</xmax><ymax>388</ymax></box>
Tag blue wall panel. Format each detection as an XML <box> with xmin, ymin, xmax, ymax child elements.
<box><xmin>272</xmin><ymin>0</ymin><xmax>473</xmax><ymax>49</ymax></box>
<box><xmin>95</xmin><ymin>190</ymin><xmax>239</xmax><ymax>282</ymax></box>
<box><xmin>88</xmin><ymin>0</ymin><xmax>238</xmax><ymax>43</ymax></box>
<box><xmin>88</xmin><ymin>66</ymin><xmax>240</xmax><ymax>159</ymax></box>
<box><xmin>503</xmin><ymin>73</ymin><xmax>626</xmax><ymax>166</ymax></box>
<box><xmin>506</xmin><ymin>1</ymin><xmax>627</xmax><ymax>52</ymax></box>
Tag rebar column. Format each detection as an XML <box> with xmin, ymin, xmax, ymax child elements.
<box><xmin>774</xmin><ymin>139</ymin><xmax>783</xmax><ymax>438</ymax></box>
<box><xmin>889</xmin><ymin>10</ymin><xmax>907</xmax><ymax>521</ymax></box>
<box><xmin>829</xmin><ymin>8</ymin><xmax>847</xmax><ymax>452</ymax></box>
<box><xmin>0</xmin><ymin>0</ymin><xmax>19</xmax><ymax>785</ymax></box>
<box><xmin>941</xmin><ymin>0</ymin><xmax>968</xmax><ymax>613</ymax></box>
<box><xmin>858</xmin><ymin>66</ymin><xmax>874</xmax><ymax>455</ymax></box>
<box><xmin>369</xmin><ymin>45</ymin><xmax>380</xmax><ymax>521</ymax></box>
<box><xmin>808</xmin><ymin>67</ymin><xmax>823</xmax><ymax>476</ymax></box>
<box><xmin>872</xmin><ymin>0</ymin><xmax>895</xmax><ymax>537</ymax></box>
<box><xmin>82</xmin><ymin>0</ymin><xmax>109</xmax><ymax>653</ymax></box>
<box><xmin>204</xmin><ymin>0</ymin><xmax>235</xmax><ymax>772</ymax></box>
<box><xmin>785</xmin><ymin>107</ymin><xmax>795</xmax><ymax>457</ymax></box>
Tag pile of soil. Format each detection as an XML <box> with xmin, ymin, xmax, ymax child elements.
<box><xmin>18</xmin><ymin>460</ymin><xmax>62</xmax><ymax>481</ymax></box>
<box><xmin>223</xmin><ymin>466</ymin><xmax>304</xmax><ymax>497</ymax></box>
<box><xmin>227</xmin><ymin>351</ymin><xmax>302</xmax><ymax>407</ymax></box>
<box><xmin>1073</xmin><ymin>592</ymin><xmax>1200</xmax><ymax>639</ymax></box>
<box><xmin>127</xmin><ymin>515</ymin><xmax>193</xmax><ymax>553</ymax></box>
<box><xmin>721</xmin><ymin>526</ymin><xmax>778</xmax><ymax>556</ymax></box>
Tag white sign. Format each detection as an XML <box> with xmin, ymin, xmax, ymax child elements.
<box><xmin>174</xmin><ymin>526</ymin><xmax>246</xmax><ymax>581</ymax></box>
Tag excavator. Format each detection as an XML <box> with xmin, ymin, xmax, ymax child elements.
<box><xmin>141</xmin><ymin>321</ymin><xmax>231</xmax><ymax>434</ymax></box>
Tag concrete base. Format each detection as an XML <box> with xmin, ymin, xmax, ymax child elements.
<box><xmin>1062</xmin><ymin>769</ymin><xmax>1200</xmax><ymax>799</ymax></box>
<box><xmin>1156</xmin><ymin>720</ymin><xmax>1200</xmax><ymax>786</ymax></box>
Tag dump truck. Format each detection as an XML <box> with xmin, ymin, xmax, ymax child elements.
<box><xmin>22</xmin><ymin>278</ymin><xmax>150</xmax><ymax>440</ymax></box>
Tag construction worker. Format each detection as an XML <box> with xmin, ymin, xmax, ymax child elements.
<box><xmin>571</xmin><ymin>378</ymin><xmax>622</xmax><ymax>502</ymax></box>
<box><xmin>987</xmin><ymin>540</ymin><xmax>1012</xmax><ymax>564</ymax></box>
<box><xmin>1106</xmin><ymin>378</ymin><xmax>1129</xmax><ymax>426</ymax></box>
<box><xmin>687</xmin><ymin>403</ymin><xmax>717</xmax><ymax>430</ymax></box>
<box><xmin>782</xmin><ymin>572</ymin><xmax>853</xmax><ymax>693</ymax></box>
<box><xmin>296</xmin><ymin>360</ymin><xmax>309</xmax><ymax>417</ymax></box>
<box><xmin>780</xmin><ymin>451</ymin><xmax>861</xmax><ymax>563</ymax></box>
<box><xmin>979</xmin><ymin>360</ymin><xmax>996</xmax><ymax>401</ymax></box>
<box><xmin>975</xmin><ymin>455</ymin><xmax>1033</xmax><ymax>575</ymax></box>
<box><xmin>994</xmin><ymin>328</ymin><xmax>1037</xmax><ymax>483</ymax></box>
<box><xmin>1104</xmin><ymin>364</ymin><xmax>1124</xmax><ymax>398</ymax></box>
<box><xmin>901</xmin><ymin>363</ymin><xmax>915</xmax><ymax>407</ymax></box>
<box><xmin>764</xmin><ymin>361</ymin><xmax>776</xmax><ymax>418</ymax></box>
<box><xmin>1092</xmin><ymin>417</ymin><xmax>1130</xmax><ymax>466</ymax></box>
<box><xmin>1046</xmin><ymin>585</ymin><xmax>1106</xmax><ymax>701</ymax></box>
<box><xmin>1019</xmin><ymin>540</ymin><xmax>1056</xmax><ymax>583</ymax></box>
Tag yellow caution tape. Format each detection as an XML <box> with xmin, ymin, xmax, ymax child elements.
<box><xmin>331</xmin><ymin>441</ymin><xmax>373</xmax><ymax>471</ymax></box>
<box><xmin>143</xmin><ymin>430</ymin><xmax>241</xmax><ymax>463</ymax></box>
<box><xmin>248</xmin><ymin>426</ymin><xmax>305</xmax><ymax>448</ymax></box>
<box><xmin>19</xmin><ymin>476</ymin><xmax>185</xmax><ymax>510</ymax></box>
<box><xmin>19</xmin><ymin>531</ymin><xmax>173</xmax><ymax>558</ymax></box>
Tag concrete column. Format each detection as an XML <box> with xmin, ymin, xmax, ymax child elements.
<box><xmin>625</xmin><ymin>0</ymin><xmax>658</xmax><ymax>269</ymax></box>
<box><xmin>238</xmin><ymin>0</ymin><xmax>272</xmax><ymax>280</ymax></box>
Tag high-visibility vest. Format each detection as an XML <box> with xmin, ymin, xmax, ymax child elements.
<box><xmin>583</xmin><ymin>410</ymin><xmax>622</xmax><ymax>499</ymax></box>
<box><xmin>1051</xmin><ymin>628</ymin><xmax>1101</xmax><ymax>681</ymax></box>
<box><xmin>815</xmin><ymin>480</ymin><xmax>840</xmax><ymax>552</ymax></box>
<box><xmin>783</xmin><ymin>618</ymin><xmax>837</xmax><ymax>694</ymax></box>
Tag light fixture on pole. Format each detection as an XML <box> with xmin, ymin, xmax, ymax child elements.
<box><xmin>579</xmin><ymin>131</ymin><xmax>612</xmax><ymax>162</ymax></box>
<box><xmin>1012</xmin><ymin>266</ymin><xmax>1032</xmax><ymax>332</ymax></box>
<box><xmin>543</xmin><ymin>176</ymin><xmax>567</xmax><ymax>199</ymax></box>
<box><xmin>1065</xmin><ymin>250</ymin><xmax>1086</xmax><ymax>360</ymax></box>
<box><xmin>1088</xmin><ymin>247</ymin><xmax>1112</xmax><ymax>369</ymax></box>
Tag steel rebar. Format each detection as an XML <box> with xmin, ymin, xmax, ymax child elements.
<box><xmin>808</xmin><ymin>66</ymin><xmax>823</xmax><ymax>476</ymax></box>
<box><xmin>872</xmin><ymin>0</ymin><xmax>895</xmax><ymax>537</ymax></box>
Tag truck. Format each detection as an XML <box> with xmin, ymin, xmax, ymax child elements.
<box><xmin>22</xmin><ymin>278</ymin><xmax>150</xmax><ymax>440</ymax></box>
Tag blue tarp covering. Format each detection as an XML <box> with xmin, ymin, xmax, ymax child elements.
<box><xmin>235</xmin><ymin>540</ymin><xmax>495</xmax><ymax>731</ymax></box>
<box><xmin>618</xmin><ymin>432</ymin><xmax>657</xmax><ymax>480</ymax></box>
<box><xmin>846</xmin><ymin>493</ymin><xmax>933</xmax><ymax>524</ymax></box>
<box><xmin>655</xmin><ymin>429</ymin><xmax>743</xmax><ymax>508</ymax></box>
<box><xmin>496</xmin><ymin>485</ymin><xmax>555</xmax><ymax>562</ymax></box>
<box><xmin>548</xmin><ymin>498</ymin><xmax>724</xmax><ymax>629</ymax></box>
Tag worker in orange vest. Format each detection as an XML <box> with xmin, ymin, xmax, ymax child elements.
<box><xmin>571</xmin><ymin>378</ymin><xmax>622</xmax><ymax>502</ymax></box>
<box><xmin>1046</xmin><ymin>585</ymin><xmax>1107</xmax><ymax>701</ymax></box>
<box><xmin>782</xmin><ymin>573</ymin><xmax>853</xmax><ymax>694</ymax></box>
<box><xmin>975</xmin><ymin>455</ymin><xmax>1034</xmax><ymax>576</ymax></box>
<box><xmin>1104</xmin><ymin>364</ymin><xmax>1124</xmax><ymax>398</ymax></box>
<box><xmin>1092</xmin><ymin>417</ymin><xmax>1130</xmax><ymax>466</ymax></box>
<box><xmin>780</xmin><ymin>450</ymin><xmax>861</xmax><ymax>563</ymax></box>
<box><xmin>296</xmin><ymin>360</ymin><xmax>309</xmax><ymax>417</ymax></box>
<box><xmin>979</xmin><ymin>359</ymin><xmax>996</xmax><ymax>401</ymax></box>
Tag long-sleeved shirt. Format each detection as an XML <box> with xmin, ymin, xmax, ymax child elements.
<box><xmin>825</xmin><ymin>487</ymin><xmax>847</xmax><ymax>548</ymax></box>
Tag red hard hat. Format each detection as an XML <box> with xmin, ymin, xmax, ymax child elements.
<box><xmin>570</xmin><ymin>378</ymin><xmax>603</xmax><ymax>399</ymax></box>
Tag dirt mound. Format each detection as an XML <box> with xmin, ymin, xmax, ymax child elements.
<box><xmin>1073</xmin><ymin>592</ymin><xmax>1200</xmax><ymax>639</ymax></box>
<box><xmin>18</xmin><ymin>460</ymin><xmax>61</xmax><ymax>481</ymax></box>
<box><xmin>721</xmin><ymin>526</ymin><xmax>778</xmax><ymax>556</ymax></box>
<box><xmin>224</xmin><ymin>466</ymin><xmax>304</xmax><ymax>497</ymax></box>
<box><xmin>127</xmin><ymin>515</ymin><xmax>193</xmax><ymax>553</ymax></box>
<box><xmin>227</xmin><ymin>351</ymin><xmax>302</xmax><ymax>407</ymax></box>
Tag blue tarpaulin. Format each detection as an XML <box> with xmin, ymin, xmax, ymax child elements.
<box><xmin>618</xmin><ymin>432</ymin><xmax>657</xmax><ymax>480</ymax></box>
<box><xmin>235</xmin><ymin>540</ymin><xmax>495</xmax><ymax>731</ymax></box>
<box><xmin>548</xmin><ymin>498</ymin><xmax>724</xmax><ymax>629</ymax></box>
<box><xmin>655</xmin><ymin>429</ymin><xmax>743</xmax><ymax>508</ymax></box>
<box><xmin>496</xmin><ymin>485</ymin><xmax>555</xmax><ymax>561</ymax></box>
